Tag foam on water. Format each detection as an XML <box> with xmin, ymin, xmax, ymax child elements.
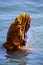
<box><xmin>27</xmin><ymin>25</ymin><xmax>43</xmax><ymax>48</ymax></box>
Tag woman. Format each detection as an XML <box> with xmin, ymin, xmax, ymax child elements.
<box><xmin>3</xmin><ymin>13</ymin><xmax>32</xmax><ymax>51</ymax></box>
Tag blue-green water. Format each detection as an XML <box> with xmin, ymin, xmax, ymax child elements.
<box><xmin>0</xmin><ymin>0</ymin><xmax>43</xmax><ymax>65</ymax></box>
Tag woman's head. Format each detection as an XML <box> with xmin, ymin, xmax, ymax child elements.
<box><xmin>15</xmin><ymin>13</ymin><xmax>32</xmax><ymax>33</ymax></box>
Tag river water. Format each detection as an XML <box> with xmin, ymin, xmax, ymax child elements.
<box><xmin>0</xmin><ymin>0</ymin><xmax>43</xmax><ymax>65</ymax></box>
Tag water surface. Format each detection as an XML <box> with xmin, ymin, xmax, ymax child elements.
<box><xmin>0</xmin><ymin>0</ymin><xmax>43</xmax><ymax>65</ymax></box>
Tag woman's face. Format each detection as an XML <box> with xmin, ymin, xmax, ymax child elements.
<box><xmin>25</xmin><ymin>14</ymin><xmax>32</xmax><ymax>32</ymax></box>
<box><xmin>25</xmin><ymin>22</ymin><xmax>30</xmax><ymax>32</ymax></box>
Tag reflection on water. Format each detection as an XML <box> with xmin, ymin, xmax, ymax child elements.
<box><xmin>6</xmin><ymin>50</ymin><xmax>30</xmax><ymax>65</ymax></box>
<box><xmin>6</xmin><ymin>50</ymin><xmax>29</xmax><ymax>59</ymax></box>
<box><xmin>0</xmin><ymin>47</ymin><xmax>43</xmax><ymax>65</ymax></box>
<box><xmin>0</xmin><ymin>47</ymin><xmax>31</xmax><ymax>65</ymax></box>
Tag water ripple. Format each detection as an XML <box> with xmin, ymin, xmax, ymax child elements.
<box><xmin>0</xmin><ymin>0</ymin><xmax>43</xmax><ymax>65</ymax></box>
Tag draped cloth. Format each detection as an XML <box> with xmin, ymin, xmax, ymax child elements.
<box><xmin>3</xmin><ymin>13</ymin><xmax>32</xmax><ymax>51</ymax></box>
